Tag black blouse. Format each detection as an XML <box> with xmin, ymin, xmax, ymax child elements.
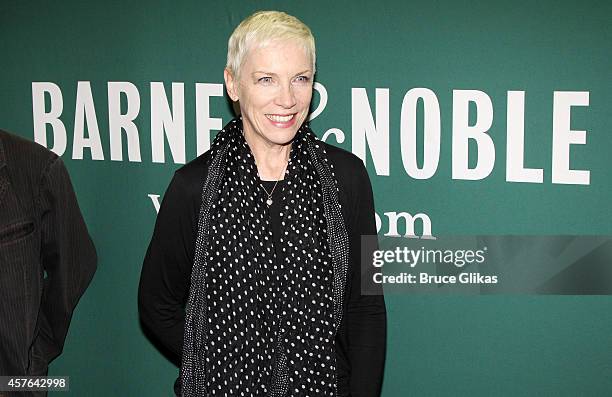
<box><xmin>138</xmin><ymin>141</ymin><xmax>386</xmax><ymax>397</ymax></box>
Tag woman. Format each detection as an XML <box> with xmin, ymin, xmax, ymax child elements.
<box><xmin>139</xmin><ymin>11</ymin><xmax>386</xmax><ymax>397</ymax></box>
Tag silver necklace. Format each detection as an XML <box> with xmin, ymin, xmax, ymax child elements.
<box><xmin>259</xmin><ymin>163</ymin><xmax>288</xmax><ymax>206</ymax></box>
<box><xmin>260</xmin><ymin>180</ymin><xmax>280</xmax><ymax>206</ymax></box>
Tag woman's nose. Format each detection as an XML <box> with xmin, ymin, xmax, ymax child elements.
<box><xmin>276</xmin><ymin>84</ymin><xmax>297</xmax><ymax>108</ymax></box>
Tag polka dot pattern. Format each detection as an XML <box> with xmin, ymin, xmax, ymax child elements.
<box><xmin>181</xmin><ymin>118</ymin><xmax>350</xmax><ymax>397</ymax></box>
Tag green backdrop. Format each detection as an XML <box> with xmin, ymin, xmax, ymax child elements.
<box><xmin>1</xmin><ymin>0</ymin><xmax>611</xmax><ymax>395</ymax></box>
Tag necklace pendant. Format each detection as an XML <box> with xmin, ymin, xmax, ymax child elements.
<box><xmin>266</xmin><ymin>198</ymin><xmax>273</xmax><ymax>206</ymax></box>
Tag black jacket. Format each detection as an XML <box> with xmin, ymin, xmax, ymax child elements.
<box><xmin>139</xmin><ymin>141</ymin><xmax>386</xmax><ymax>397</ymax></box>
<box><xmin>0</xmin><ymin>130</ymin><xmax>97</xmax><ymax>379</ymax></box>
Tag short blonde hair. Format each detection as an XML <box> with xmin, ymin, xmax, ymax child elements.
<box><xmin>226</xmin><ymin>11</ymin><xmax>316</xmax><ymax>79</ymax></box>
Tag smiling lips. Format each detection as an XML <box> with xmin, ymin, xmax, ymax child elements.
<box><xmin>266</xmin><ymin>113</ymin><xmax>296</xmax><ymax>127</ymax></box>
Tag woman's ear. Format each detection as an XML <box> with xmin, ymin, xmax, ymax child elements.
<box><xmin>224</xmin><ymin>69</ymin><xmax>239</xmax><ymax>102</ymax></box>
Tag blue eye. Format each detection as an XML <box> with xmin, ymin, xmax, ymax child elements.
<box><xmin>258</xmin><ymin>76</ymin><xmax>273</xmax><ymax>84</ymax></box>
<box><xmin>295</xmin><ymin>76</ymin><xmax>310</xmax><ymax>83</ymax></box>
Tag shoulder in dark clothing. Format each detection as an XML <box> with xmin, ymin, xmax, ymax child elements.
<box><xmin>0</xmin><ymin>130</ymin><xmax>58</xmax><ymax>194</ymax></box>
<box><xmin>0</xmin><ymin>129</ymin><xmax>57</xmax><ymax>162</ymax></box>
<box><xmin>321</xmin><ymin>141</ymin><xmax>369</xmax><ymax>186</ymax></box>
<box><xmin>174</xmin><ymin>151</ymin><xmax>211</xmax><ymax>189</ymax></box>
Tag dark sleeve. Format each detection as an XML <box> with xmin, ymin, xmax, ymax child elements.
<box><xmin>347</xmin><ymin>160</ymin><xmax>387</xmax><ymax>397</ymax></box>
<box><xmin>138</xmin><ymin>170</ymin><xmax>198</xmax><ymax>363</ymax></box>
<box><xmin>32</xmin><ymin>157</ymin><xmax>97</xmax><ymax>369</ymax></box>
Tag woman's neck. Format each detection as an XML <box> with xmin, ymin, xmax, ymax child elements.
<box><xmin>244</xmin><ymin>134</ymin><xmax>291</xmax><ymax>181</ymax></box>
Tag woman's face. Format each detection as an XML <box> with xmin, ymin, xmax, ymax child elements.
<box><xmin>225</xmin><ymin>39</ymin><xmax>314</xmax><ymax>148</ymax></box>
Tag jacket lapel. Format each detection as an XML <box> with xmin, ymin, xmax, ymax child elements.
<box><xmin>0</xmin><ymin>134</ymin><xmax>9</xmax><ymax>207</ymax></box>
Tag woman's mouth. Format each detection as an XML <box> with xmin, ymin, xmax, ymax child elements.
<box><xmin>266</xmin><ymin>113</ymin><xmax>296</xmax><ymax>127</ymax></box>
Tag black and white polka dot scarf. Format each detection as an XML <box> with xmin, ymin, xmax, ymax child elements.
<box><xmin>180</xmin><ymin>118</ymin><xmax>349</xmax><ymax>396</ymax></box>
